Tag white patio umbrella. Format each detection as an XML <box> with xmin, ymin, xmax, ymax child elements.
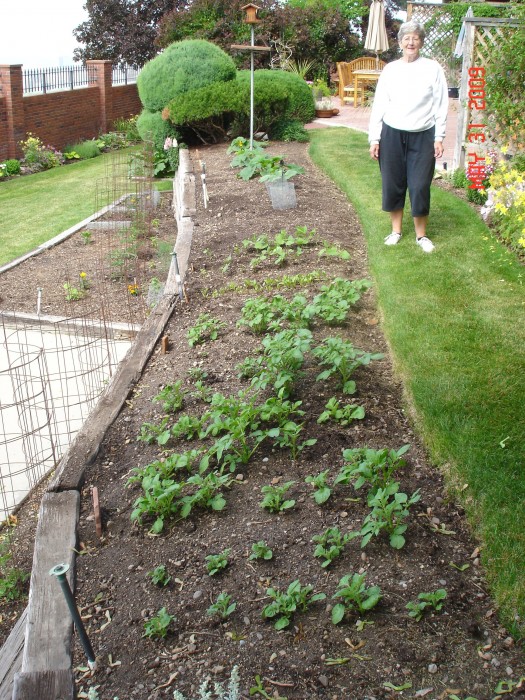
<box><xmin>364</xmin><ymin>0</ymin><xmax>389</xmax><ymax>69</ymax></box>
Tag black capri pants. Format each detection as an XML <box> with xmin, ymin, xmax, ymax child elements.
<box><xmin>379</xmin><ymin>123</ymin><xmax>436</xmax><ymax>217</ymax></box>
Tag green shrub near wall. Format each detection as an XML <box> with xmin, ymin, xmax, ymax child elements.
<box><xmin>137</xmin><ymin>110</ymin><xmax>180</xmax><ymax>151</ymax></box>
<box><xmin>233</xmin><ymin>70</ymin><xmax>315</xmax><ymax>138</ymax></box>
<box><xmin>165</xmin><ymin>68</ymin><xmax>314</xmax><ymax>142</ymax></box>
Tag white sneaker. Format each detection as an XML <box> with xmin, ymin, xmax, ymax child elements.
<box><xmin>416</xmin><ymin>236</ymin><xmax>435</xmax><ymax>253</ymax></box>
<box><xmin>384</xmin><ymin>232</ymin><xmax>402</xmax><ymax>246</ymax></box>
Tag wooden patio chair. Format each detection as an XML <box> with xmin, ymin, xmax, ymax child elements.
<box><xmin>336</xmin><ymin>57</ymin><xmax>386</xmax><ymax>104</ymax></box>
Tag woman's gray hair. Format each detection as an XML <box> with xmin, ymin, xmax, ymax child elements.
<box><xmin>397</xmin><ymin>20</ymin><xmax>426</xmax><ymax>44</ymax></box>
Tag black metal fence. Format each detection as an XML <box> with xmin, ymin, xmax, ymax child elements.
<box><xmin>112</xmin><ymin>64</ymin><xmax>140</xmax><ymax>86</ymax></box>
<box><xmin>22</xmin><ymin>64</ymin><xmax>140</xmax><ymax>95</ymax></box>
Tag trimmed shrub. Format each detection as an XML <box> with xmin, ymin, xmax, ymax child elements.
<box><xmin>137</xmin><ymin>39</ymin><xmax>237</xmax><ymax>113</ymax></box>
<box><xmin>164</xmin><ymin>69</ymin><xmax>314</xmax><ymax>143</ymax></box>
<box><xmin>233</xmin><ymin>70</ymin><xmax>314</xmax><ymax>138</ymax></box>
<box><xmin>165</xmin><ymin>79</ymin><xmax>244</xmax><ymax>143</ymax></box>
<box><xmin>70</xmin><ymin>140</ymin><xmax>101</xmax><ymax>160</ymax></box>
<box><xmin>137</xmin><ymin>110</ymin><xmax>180</xmax><ymax>151</ymax></box>
<box><xmin>269</xmin><ymin>119</ymin><xmax>310</xmax><ymax>143</ymax></box>
<box><xmin>4</xmin><ymin>159</ymin><xmax>21</xmax><ymax>175</ymax></box>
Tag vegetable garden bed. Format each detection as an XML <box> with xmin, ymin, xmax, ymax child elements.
<box><xmin>2</xmin><ymin>141</ymin><xmax>524</xmax><ymax>700</ymax></box>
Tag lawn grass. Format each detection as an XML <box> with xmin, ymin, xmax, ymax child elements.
<box><xmin>309</xmin><ymin>127</ymin><xmax>525</xmax><ymax>634</ymax></box>
<box><xmin>0</xmin><ymin>147</ymin><xmax>171</xmax><ymax>267</ymax></box>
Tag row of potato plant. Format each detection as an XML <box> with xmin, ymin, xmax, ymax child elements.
<box><xmin>129</xmin><ymin>265</ymin><xmax>383</xmax><ymax>534</ymax></box>
<box><xmin>128</xmin><ymin>262</ymin><xmax>424</xmax><ymax>556</ymax></box>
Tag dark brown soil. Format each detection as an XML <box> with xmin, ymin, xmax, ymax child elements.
<box><xmin>1</xmin><ymin>141</ymin><xmax>524</xmax><ymax>700</ymax></box>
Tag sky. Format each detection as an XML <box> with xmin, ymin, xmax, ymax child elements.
<box><xmin>0</xmin><ymin>0</ymin><xmax>88</xmax><ymax>68</ymax></box>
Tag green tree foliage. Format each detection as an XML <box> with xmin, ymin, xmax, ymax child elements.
<box><xmin>273</xmin><ymin>0</ymin><xmax>365</xmax><ymax>76</ymax></box>
<box><xmin>157</xmin><ymin>0</ymin><xmax>370</xmax><ymax>77</ymax></box>
<box><xmin>73</xmin><ymin>0</ymin><xmax>183</xmax><ymax>67</ymax></box>
<box><xmin>157</xmin><ymin>0</ymin><xmax>257</xmax><ymax>55</ymax></box>
<box><xmin>75</xmin><ymin>0</ymin><xmax>402</xmax><ymax>79</ymax></box>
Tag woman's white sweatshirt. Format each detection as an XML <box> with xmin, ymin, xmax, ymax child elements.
<box><xmin>368</xmin><ymin>56</ymin><xmax>448</xmax><ymax>144</ymax></box>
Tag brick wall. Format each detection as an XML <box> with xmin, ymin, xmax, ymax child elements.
<box><xmin>111</xmin><ymin>84</ymin><xmax>142</xmax><ymax>126</ymax></box>
<box><xmin>0</xmin><ymin>61</ymin><xmax>142</xmax><ymax>160</ymax></box>
<box><xmin>24</xmin><ymin>88</ymin><xmax>101</xmax><ymax>151</ymax></box>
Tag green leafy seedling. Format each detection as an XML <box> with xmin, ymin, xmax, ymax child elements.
<box><xmin>358</xmin><ymin>481</ymin><xmax>420</xmax><ymax>549</ymax></box>
<box><xmin>143</xmin><ymin>607</ymin><xmax>174</xmax><ymax>639</ymax></box>
<box><xmin>261</xmin><ymin>579</ymin><xmax>326</xmax><ymax>630</ymax></box>
<box><xmin>313</xmin><ymin>336</ymin><xmax>383</xmax><ymax>395</ymax></box>
<box><xmin>336</xmin><ymin>444</ymin><xmax>410</xmax><ymax>494</ymax></box>
<box><xmin>153</xmin><ymin>381</ymin><xmax>185</xmax><ymax>413</ymax></box>
<box><xmin>317</xmin><ymin>397</ymin><xmax>365</xmax><ymax>426</ymax></box>
<box><xmin>147</xmin><ymin>565</ymin><xmax>171</xmax><ymax>587</ymax></box>
<box><xmin>332</xmin><ymin>573</ymin><xmax>382</xmax><ymax>624</ymax></box>
<box><xmin>313</xmin><ymin>527</ymin><xmax>353</xmax><ymax>567</ymax></box>
<box><xmin>406</xmin><ymin>589</ymin><xmax>447</xmax><ymax>621</ymax></box>
<box><xmin>0</xmin><ymin>540</ymin><xmax>29</xmax><ymax>602</ymax></box>
<box><xmin>249</xmin><ymin>541</ymin><xmax>274</xmax><ymax>561</ymax></box>
<box><xmin>269</xmin><ymin>420</ymin><xmax>317</xmax><ymax>461</ymax></box>
<box><xmin>136</xmin><ymin>417</ymin><xmax>171</xmax><ymax>446</ymax></box>
<box><xmin>187</xmin><ymin>313</ymin><xmax>226</xmax><ymax>346</ymax></box>
<box><xmin>249</xmin><ymin>674</ymin><xmax>288</xmax><ymax>699</ymax></box>
<box><xmin>260</xmin><ymin>481</ymin><xmax>296</xmax><ymax>513</ymax></box>
<box><xmin>305</xmin><ymin>470</ymin><xmax>332</xmax><ymax>504</ymax></box>
<box><xmin>318</xmin><ymin>242</ymin><xmax>351</xmax><ymax>260</ymax></box>
<box><xmin>207</xmin><ymin>591</ymin><xmax>237</xmax><ymax>620</ymax></box>
<box><xmin>205</xmin><ymin>548</ymin><xmax>231</xmax><ymax>576</ymax></box>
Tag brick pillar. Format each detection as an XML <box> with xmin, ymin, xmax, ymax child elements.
<box><xmin>0</xmin><ymin>64</ymin><xmax>25</xmax><ymax>159</ymax></box>
<box><xmin>87</xmin><ymin>60</ymin><xmax>113</xmax><ymax>135</ymax></box>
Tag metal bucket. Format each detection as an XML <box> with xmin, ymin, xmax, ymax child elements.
<box><xmin>266</xmin><ymin>180</ymin><xmax>297</xmax><ymax>210</ymax></box>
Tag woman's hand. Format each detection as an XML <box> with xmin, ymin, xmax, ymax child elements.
<box><xmin>370</xmin><ymin>143</ymin><xmax>380</xmax><ymax>160</ymax></box>
<box><xmin>434</xmin><ymin>141</ymin><xmax>444</xmax><ymax>158</ymax></box>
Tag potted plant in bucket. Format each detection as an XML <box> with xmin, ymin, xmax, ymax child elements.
<box><xmin>312</xmin><ymin>78</ymin><xmax>339</xmax><ymax>118</ymax></box>
<box><xmin>261</xmin><ymin>158</ymin><xmax>305</xmax><ymax>210</ymax></box>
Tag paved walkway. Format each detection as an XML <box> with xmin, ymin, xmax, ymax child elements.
<box><xmin>306</xmin><ymin>97</ymin><xmax>459</xmax><ymax>171</ymax></box>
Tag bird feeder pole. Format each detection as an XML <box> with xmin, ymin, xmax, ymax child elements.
<box><xmin>231</xmin><ymin>5</ymin><xmax>270</xmax><ymax>150</ymax></box>
<box><xmin>250</xmin><ymin>22</ymin><xmax>255</xmax><ymax>149</ymax></box>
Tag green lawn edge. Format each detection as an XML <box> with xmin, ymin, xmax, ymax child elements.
<box><xmin>309</xmin><ymin>127</ymin><xmax>525</xmax><ymax>634</ymax></box>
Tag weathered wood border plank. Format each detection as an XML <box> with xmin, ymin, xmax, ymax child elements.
<box><xmin>0</xmin><ymin>610</ymin><xmax>26</xmax><ymax>700</ymax></box>
<box><xmin>11</xmin><ymin>492</ymin><xmax>78</xmax><ymax>700</ymax></box>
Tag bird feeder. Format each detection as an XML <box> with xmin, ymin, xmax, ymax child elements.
<box><xmin>242</xmin><ymin>3</ymin><xmax>261</xmax><ymax>24</ymax></box>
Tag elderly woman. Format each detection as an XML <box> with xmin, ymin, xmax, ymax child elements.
<box><xmin>368</xmin><ymin>20</ymin><xmax>448</xmax><ymax>252</ymax></box>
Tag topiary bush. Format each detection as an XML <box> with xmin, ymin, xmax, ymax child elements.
<box><xmin>165</xmin><ymin>79</ymin><xmax>244</xmax><ymax>143</ymax></box>
<box><xmin>137</xmin><ymin>39</ymin><xmax>237</xmax><ymax>113</ymax></box>
<box><xmin>233</xmin><ymin>70</ymin><xmax>315</xmax><ymax>138</ymax></box>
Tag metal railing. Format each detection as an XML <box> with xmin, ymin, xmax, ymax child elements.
<box><xmin>22</xmin><ymin>63</ymin><xmax>140</xmax><ymax>95</ymax></box>
<box><xmin>112</xmin><ymin>64</ymin><xmax>140</xmax><ymax>85</ymax></box>
<box><xmin>23</xmin><ymin>64</ymin><xmax>97</xmax><ymax>94</ymax></box>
